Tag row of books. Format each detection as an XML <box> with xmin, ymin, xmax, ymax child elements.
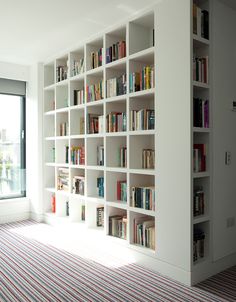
<box><xmin>193</xmin><ymin>144</ymin><xmax>206</xmax><ymax>173</ymax></box>
<box><xmin>194</xmin><ymin>187</ymin><xmax>205</xmax><ymax>217</ymax></box>
<box><xmin>106</xmin><ymin>74</ymin><xmax>127</xmax><ymax>98</ymax></box>
<box><xmin>133</xmin><ymin>217</ymin><xmax>155</xmax><ymax>249</ymax></box>
<box><xmin>97</xmin><ymin>206</ymin><xmax>104</xmax><ymax>227</ymax></box>
<box><xmin>130</xmin><ymin>109</ymin><xmax>155</xmax><ymax>131</ymax></box>
<box><xmin>193</xmin><ymin>98</ymin><xmax>209</xmax><ymax>128</ymax></box>
<box><xmin>57</xmin><ymin>168</ymin><xmax>69</xmax><ymax>191</ymax></box>
<box><xmin>56</xmin><ymin>65</ymin><xmax>68</xmax><ymax>82</ymax></box>
<box><xmin>193</xmin><ymin>56</ymin><xmax>209</xmax><ymax>84</ymax></box>
<box><xmin>59</xmin><ymin>122</ymin><xmax>69</xmax><ymax>136</ymax></box>
<box><xmin>131</xmin><ymin>186</ymin><xmax>155</xmax><ymax>211</ymax></box>
<box><xmin>86</xmin><ymin>80</ymin><xmax>104</xmax><ymax>102</ymax></box>
<box><xmin>74</xmin><ymin>89</ymin><xmax>84</xmax><ymax>105</ymax></box>
<box><xmin>192</xmin><ymin>3</ymin><xmax>209</xmax><ymax>39</ymax></box>
<box><xmin>97</xmin><ymin>145</ymin><xmax>104</xmax><ymax>166</ymax></box>
<box><xmin>72</xmin><ymin>176</ymin><xmax>85</xmax><ymax>195</ymax></box>
<box><xmin>71</xmin><ymin>146</ymin><xmax>85</xmax><ymax>165</ymax></box>
<box><xmin>193</xmin><ymin>229</ymin><xmax>205</xmax><ymax>262</ymax></box>
<box><xmin>71</xmin><ymin>58</ymin><xmax>84</xmax><ymax>77</ymax></box>
<box><xmin>129</xmin><ymin>66</ymin><xmax>155</xmax><ymax>93</ymax></box>
<box><xmin>106</xmin><ymin>112</ymin><xmax>127</xmax><ymax>132</ymax></box>
<box><xmin>142</xmin><ymin>149</ymin><xmax>155</xmax><ymax>169</ymax></box>
<box><xmin>119</xmin><ymin>147</ymin><xmax>127</xmax><ymax>168</ymax></box>
<box><xmin>106</xmin><ymin>41</ymin><xmax>126</xmax><ymax>64</ymax></box>
<box><xmin>91</xmin><ymin>48</ymin><xmax>103</xmax><ymax>69</ymax></box>
<box><xmin>117</xmin><ymin>181</ymin><xmax>127</xmax><ymax>202</ymax></box>
<box><xmin>97</xmin><ymin>177</ymin><xmax>104</xmax><ymax>197</ymax></box>
<box><xmin>87</xmin><ymin>113</ymin><xmax>103</xmax><ymax>134</ymax></box>
<box><xmin>109</xmin><ymin>215</ymin><xmax>127</xmax><ymax>239</ymax></box>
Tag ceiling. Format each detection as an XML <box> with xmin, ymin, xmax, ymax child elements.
<box><xmin>0</xmin><ymin>0</ymin><xmax>159</xmax><ymax>65</ymax></box>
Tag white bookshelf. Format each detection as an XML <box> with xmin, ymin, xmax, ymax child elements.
<box><xmin>43</xmin><ymin>10</ymin><xmax>156</xmax><ymax>253</ymax></box>
<box><xmin>192</xmin><ymin>0</ymin><xmax>211</xmax><ymax>267</ymax></box>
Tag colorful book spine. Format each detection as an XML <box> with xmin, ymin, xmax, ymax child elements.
<box><xmin>131</xmin><ymin>186</ymin><xmax>155</xmax><ymax>210</ymax></box>
<box><xmin>142</xmin><ymin>149</ymin><xmax>155</xmax><ymax>169</ymax></box>
<box><xmin>117</xmin><ymin>181</ymin><xmax>127</xmax><ymax>202</ymax></box>
<box><xmin>129</xmin><ymin>66</ymin><xmax>154</xmax><ymax>93</ymax></box>
<box><xmin>106</xmin><ymin>41</ymin><xmax>126</xmax><ymax>63</ymax></box>
<box><xmin>106</xmin><ymin>112</ymin><xmax>126</xmax><ymax>132</ymax></box>
<box><xmin>74</xmin><ymin>89</ymin><xmax>84</xmax><ymax>105</ymax></box>
<box><xmin>70</xmin><ymin>146</ymin><xmax>85</xmax><ymax>165</ymax></box>
<box><xmin>86</xmin><ymin>80</ymin><xmax>104</xmax><ymax>102</ymax></box>
<box><xmin>130</xmin><ymin>109</ymin><xmax>155</xmax><ymax>131</ymax></box>
<box><xmin>91</xmin><ymin>48</ymin><xmax>103</xmax><ymax>69</ymax></box>
<box><xmin>106</xmin><ymin>74</ymin><xmax>126</xmax><ymax>98</ymax></box>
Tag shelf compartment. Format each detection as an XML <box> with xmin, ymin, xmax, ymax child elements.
<box><xmin>56</xmin><ymin>111</ymin><xmax>69</xmax><ymax>137</ymax></box>
<box><xmin>70</xmin><ymin>167</ymin><xmax>85</xmax><ymax>196</ymax></box>
<box><xmin>193</xmin><ymin>132</ymin><xmax>209</xmax><ymax>173</ymax></box>
<box><xmin>70</xmin><ymin>77</ymin><xmax>85</xmax><ymax>107</ymax></box>
<box><xmin>129</xmin><ymin>134</ymin><xmax>154</xmax><ymax>170</ymax></box>
<box><xmin>69</xmin><ymin>47</ymin><xmax>85</xmax><ymax>78</ymax></box>
<box><xmin>44</xmin><ymin>140</ymin><xmax>55</xmax><ymax>164</ymax></box>
<box><xmin>69</xmin><ymin>196</ymin><xmax>85</xmax><ymax>223</ymax></box>
<box><xmin>44</xmin><ymin>89</ymin><xmax>55</xmax><ymax>113</ymax></box>
<box><xmin>193</xmin><ymin>177</ymin><xmax>210</xmax><ymax>219</ymax></box>
<box><xmin>129</xmin><ymin>12</ymin><xmax>154</xmax><ymax>55</ymax></box>
<box><xmin>44</xmin><ymin>165</ymin><xmax>55</xmax><ymax>189</ymax></box>
<box><xmin>105</xmin><ymin>26</ymin><xmax>126</xmax><ymax>64</ymax></box>
<box><xmin>70</xmin><ymin>108</ymin><xmax>85</xmax><ymax>136</ymax></box>
<box><xmin>55</xmin><ymin>192</ymin><xmax>70</xmax><ymax>217</ymax></box>
<box><xmin>70</xmin><ymin>138</ymin><xmax>85</xmax><ymax>166</ymax></box>
<box><xmin>86</xmin><ymin>37</ymin><xmax>103</xmax><ymax>71</ymax></box>
<box><xmin>43</xmin><ymin>190</ymin><xmax>55</xmax><ymax>215</ymax></box>
<box><xmin>130</xmin><ymin>211</ymin><xmax>155</xmax><ymax>250</ymax></box>
<box><xmin>86</xmin><ymin>72</ymin><xmax>104</xmax><ymax>103</ymax></box>
<box><xmin>86</xmin><ymin>202</ymin><xmax>104</xmax><ymax>229</ymax></box>
<box><xmin>105</xmin><ymin>63</ymin><xmax>126</xmax><ymax>99</ymax></box>
<box><xmin>44</xmin><ymin>114</ymin><xmax>55</xmax><ymax>138</ymax></box>
<box><xmin>56</xmin><ymin>55</ymin><xmax>68</xmax><ymax>83</ymax></box>
<box><xmin>56</xmin><ymin>84</ymin><xmax>69</xmax><ymax>110</ymax></box>
<box><xmin>106</xmin><ymin>136</ymin><xmax>127</xmax><ymax>168</ymax></box>
<box><xmin>87</xmin><ymin>137</ymin><xmax>104</xmax><ymax>167</ymax></box>
<box><xmin>87</xmin><ymin>104</ymin><xmax>104</xmax><ymax>135</ymax></box>
<box><xmin>106</xmin><ymin>99</ymin><xmax>127</xmax><ymax>133</ymax></box>
<box><xmin>106</xmin><ymin>171</ymin><xmax>127</xmax><ymax>204</ymax></box>
<box><xmin>193</xmin><ymin>221</ymin><xmax>209</xmax><ymax>265</ymax></box>
<box><xmin>55</xmin><ymin>139</ymin><xmax>69</xmax><ymax>165</ymax></box>
<box><xmin>87</xmin><ymin>169</ymin><xmax>104</xmax><ymax>199</ymax></box>
<box><xmin>107</xmin><ymin>206</ymin><xmax>127</xmax><ymax>240</ymax></box>
<box><xmin>129</xmin><ymin>173</ymin><xmax>155</xmax><ymax>211</ymax></box>
<box><xmin>44</xmin><ymin>61</ymin><xmax>55</xmax><ymax>87</ymax></box>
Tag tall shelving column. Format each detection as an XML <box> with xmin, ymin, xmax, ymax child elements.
<box><xmin>192</xmin><ymin>0</ymin><xmax>211</xmax><ymax>266</ymax></box>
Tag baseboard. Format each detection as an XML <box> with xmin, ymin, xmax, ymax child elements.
<box><xmin>0</xmin><ymin>212</ymin><xmax>30</xmax><ymax>224</ymax></box>
<box><xmin>30</xmin><ymin>212</ymin><xmax>44</xmax><ymax>222</ymax></box>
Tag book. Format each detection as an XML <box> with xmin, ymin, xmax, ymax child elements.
<box><xmin>106</xmin><ymin>74</ymin><xmax>126</xmax><ymax>98</ymax></box>
<box><xmin>97</xmin><ymin>145</ymin><xmax>104</xmax><ymax>166</ymax></box>
<box><xmin>117</xmin><ymin>181</ymin><xmax>127</xmax><ymax>202</ymax></box>
<box><xmin>142</xmin><ymin>149</ymin><xmax>155</xmax><ymax>169</ymax></box>
<box><xmin>130</xmin><ymin>109</ymin><xmax>155</xmax><ymax>131</ymax></box>
<box><xmin>81</xmin><ymin>205</ymin><xmax>85</xmax><ymax>221</ymax></box>
<box><xmin>97</xmin><ymin>206</ymin><xmax>104</xmax><ymax>227</ymax></box>
<box><xmin>72</xmin><ymin>176</ymin><xmax>85</xmax><ymax>195</ymax></box>
<box><xmin>72</xmin><ymin>58</ymin><xmax>84</xmax><ymax>76</ymax></box>
<box><xmin>129</xmin><ymin>66</ymin><xmax>154</xmax><ymax>93</ymax></box>
<box><xmin>193</xmin><ymin>144</ymin><xmax>206</xmax><ymax>172</ymax></box>
<box><xmin>131</xmin><ymin>186</ymin><xmax>155</xmax><ymax>211</ymax></box>
<box><xmin>106</xmin><ymin>112</ymin><xmax>126</xmax><ymax>132</ymax></box>
<box><xmin>106</xmin><ymin>41</ymin><xmax>126</xmax><ymax>63</ymax></box>
<box><xmin>109</xmin><ymin>215</ymin><xmax>127</xmax><ymax>239</ymax></box>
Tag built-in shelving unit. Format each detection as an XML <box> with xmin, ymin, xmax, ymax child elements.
<box><xmin>192</xmin><ymin>0</ymin><xmax>211</xmax><ymax>267</ymax></box>
<box><xmin>43</xmin><ymin>10</ymin><xmax>156</xmax><ymax>253</ymax></box>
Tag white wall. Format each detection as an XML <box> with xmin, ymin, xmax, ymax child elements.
<box><xmin>212</xmin><ymin>0</ymin><xmax>236</xmax><ymax>260</ymax></box>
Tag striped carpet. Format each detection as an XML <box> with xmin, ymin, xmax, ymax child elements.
<box><xmin>0</xmin><ymin>221</ymin><xmax>235</xmax><ymax>302</ymax></box>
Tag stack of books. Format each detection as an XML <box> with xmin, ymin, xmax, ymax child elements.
<box><xmin>56</xmin><ymin>65</ymin><xmax>68</xmax><ymax>82</ymax></box>
<box><xmin>71</xmin><ymin>146</ymin><xmax>85</xmax><ymax>165</ymax></box>
<box><xmin>106</xmin><ymin>41</ymin><xmax>126</xmax><ymax>63</ymax></box>
<box><xmin>86</xmin><ymin>80</ymin><xmax>104</xmax><ymax>102</ymax></box>
<box><xmin>130</xmin><ymin>109</ymin><xmax>155</xmax><ymax>131</ymax></box>
<box><xmin>87</xmin><ymin>114</ymin><xmax>103</xmax><ymax>134</ymax></box>
<box><xmin>106</xmin><ymin>74</ymin><xmax>126</xmax><ymax>98</ymax></box>
<box><xmin>72</xmin><ymin>176</ymin><xmax>85</xmax><ymax>195</ymax></box>
<box><xmin>142</xmin><ymin>149</ymin><xmax>155</xmax><ymax>169</ymax></box>
<box><xmin>109</xmin><ymin>215</ymin><xmax>127</xmax><ymax>239</ymax></box>
<box><xmin>129</xmin><ymin>66</ymin><xmax>154</xmax><ymax>92</ymax></box>
<box><xmin>192</xmin><ymin>4</ymin><xmax>209</xmax><ymax>39</ymax></box>
<box><xmin>91</xmin><ymin>48</ymin><xmax>103</xmax><ymax>69</ymax></box>
<box><xmin>57</xmin><ymin>168</ymin><xmax>69</xmax><ymax>191</ymax></box>
<box><xmin>133</xmin><ymin>217</ymin><xmax>155</xmax><ymax>249</ymax></box>
<box><xmin>106</xmin><ymin>112</ymin><xmax>126</xmax><ymax>132</ymax></box>
<box><xmin>131</xmin><ymin>186</ymin><xmax>155</xmax><ymax>210</ymax></box>
<box><xmin>193</xmin><ymin>144</ymin><xmax>206</xmax><ymax>172</ymax></box>
<box><xmin>193</xmin><ymin>56</ymin><xmax>209</xmax><ymax>84</ymax></box>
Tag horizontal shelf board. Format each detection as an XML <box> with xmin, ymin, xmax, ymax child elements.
<box><xmin>86</xmin><ymin>99</ymin><xmax>104</xmax><ymax>107</ymax></box>
<box><xmin>86</xmin><ymin>133</ymin><xmax>104</xmax><ymax>138</ymax></box>
<box><xmin>193</xmin><ymin>127</ymin><xmax>210</xmax><ymax>133</ymax></box>
<box><xmin>106</xmin><ymin>201</ymin><xmax>128</xmax><ymax>210</ymax></box>
<box><xmin>87</xmin><ymin>196</ymin><xmax>105</xmax><ymax>204</ymax></box>
<box><xmin>55</xmin><ymin>136</ymin><xmax>69</xmax><ymax>140</ymax></box>
<box><xmin>44</xmin><ymin>84</ymin><xmax>55</xmax><ymax>91</ymax></box>
<box><xmin>129</xmin><ymin>130</ymin><xmax>155</xmax><ymax>136</ymax></box>
<box><xmin>129</xmin><ymin>88</ymin><xmax>155</xmax><ymax>99</ymax></box>
<box><xmin>56</xmin><ymin>107</ymin><xmax>69</xmax><ymax>113</ymax></box>
<box><xmin>45</xmin><ymin>187</ymin><xmax>56</xmax><ymax>193</ymax></box>
<box><xmin>45</xmin><ymin>137</ymin><xmax>55</xmax><ymax>141</ymax></box>
<box><xmin>70</xmin><ymin>73</ymin><xmax>85</xmax><ymax>82</ymax></box>
<box><xmin>106</xmin><ymin>167</ymin><xmax>127</xmax><ymax>173</ymax></box>
<box><xmin>56</xmin><ymin>190</ymin><xmax>70</xmax><ymax>196</ymax></box>
<box><xmin>56</xmin><ymin>79</ymin><xmax>69</xmax><ymax>87</ymax></box>
<box><xmin>70</xmin><ymin>193</ymin><xmax>85</xmax><ymax>199</ymax></box>
<box><xmin>44</xmin><ymin>211</ymin><xmax>56</xmax><ymax>217</ymax></box>
<box><xmin>193</xmin><ymin>215</ymin><xmax>210</xmax><ymax>224</ymax></box>
<box><xmin>129</xmin><ymin>168</ymin><xmax>155</xmax><ymax>175</ymax></box>
<box><xmin>44</xmin><ymin>110</ymin><xmax>55</xmax><ymax>116</ymax></box>
<box><xmin>129</xmin><ymin>207</ymin><xmax>156</xmax><ymax>217</ymax></box>
<box><xmin>45</xmin><ymin>162</ymin><xmax>56</xmax><ymax>167</ymax></box>
<box><xmin>55</xmin><ymin>163</ymin><xmax>70</xmax><ymax>168</ymax></box>
<box><xmin>70</xmin><ymin>164</ymin><xmax>85</xmax><ymax>169</ymax></box>
<box><xmin>193</xmin><ymin>34</ymin><xmax>210</xmax><ymax>46</ymax></box>
<box><xmin>193</xmin><ymin>172</ymin><xmax>210</xmax><ymax>178</ymax></box>
<box><xmin>106</xmin><ymin>131</ymin><xmax>127</xmax><ymax>137</ymax></box>
<box><xmin>193</xmin><ymin>81</ymin><xmax>209</xmax><ymax>89</ymax></box>
<box><xmin>105</xmin><ymin>57</ymin><xmax>127</xmax><ymax>69</ymax></box>
<box><xmin>70</xmin><ymin>134</ymin><xmax>85</xmax><ymax>139</ymax></box>
<box><xmin>87</xmin><ymin>165</ymin><xmax>105</xmax><ymax>171</ymax></box>
<box><xmin>70</xmin><ymin>104</ymin><xmax>85</xmax><ymax>111</ymax></box>
<box><xmin>105</xmin><ymin>94</ymin><xmax>127</xmax><ymax>103</ymax></box>
<box><xmin>129</xmin><ymin>47</ymin><xmax>155</xmax><ymax>62</ymax></box>
<box><xmin>86</xmin><ymin>65</ymin><xmax>104</xmax><ymax>76</ymax></box>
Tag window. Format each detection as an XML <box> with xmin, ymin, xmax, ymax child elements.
<box><xmin>0</xmin><ymin>79</ymin><xmax>26</xmax><ymax>199</ymax></box>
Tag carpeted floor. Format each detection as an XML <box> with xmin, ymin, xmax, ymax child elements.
<box><xmin>0</xmin><ymin>220</ymin><xmax>235</xmax><ymax>302</ymax></box>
